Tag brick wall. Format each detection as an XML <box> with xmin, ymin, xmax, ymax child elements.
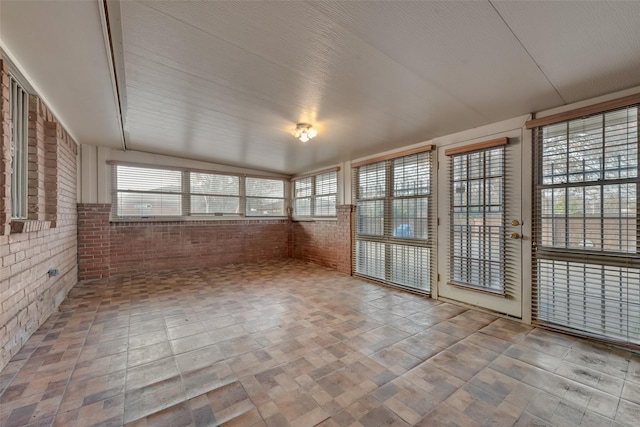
<box><xmin>0</xmin><ymin>54</ymin><xmax>78</xmax><ymax>370</ymax></box>
<box><xmin>77</xmin><ymin>204</ymin><xmax>110</xmax><ymax>280</ymax></box>
<box><xmin>292</xmin><ymin>220</ymin><xmax>339</xmax><ymax>270</ymax></box>
<box><xmin>77</xmin><ymin>213</ymin><xmax>290</xmax><ymax>279</ymax></box>
<box><xmin>291</xmin><ymin>205</ymin><xmax>354</xmax><ymax>274</ymax></box>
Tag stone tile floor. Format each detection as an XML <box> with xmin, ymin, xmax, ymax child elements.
<box><xmin>1</xmin><ymin>259</ymin><xmax>639</xmax><ymax>426</ymax></box>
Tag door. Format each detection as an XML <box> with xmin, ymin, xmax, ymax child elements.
<box><xmin>437</xmin><ymin>133</ymin><xmax>524</xmax><ymax>318</ymax></box>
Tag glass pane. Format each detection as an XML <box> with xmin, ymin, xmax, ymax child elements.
<box><xmin>191</xmin><ymin>195</ymin><xmax>239</xmax><ymax>214</ymax></box>
<box><xmin>294</xmin><ymin>177</ymin><xmax>312</xmax><ymax>198</ymax></box>
<box><xmin>294</xmin><ymin>197</ymin><xmax>311</xmax><ymax>216</ymax></box>
<box><xmin>191</xmin><ymin>173</ymin><xmax>239</xmax><ymax>195</ymax></box>
<box><xmin>392</xmin><ymin>198</ymin><xmax>428</xmax><ymax>239</ymax></box>
<box><xmin>393</xmin><ymin>152</ymin><xmax>430</xmax><ymax>196</ymax></box>
<box><xmin>316</xmin><ymin>172</ymin><xmax>337</xmax><ymax>196</ymax></box>
<box><xmin>604</xmin><ymin>108</ymin><xmax>638</xmax><ymax>179</ymax></box>
<box><xmin>117</xmin><ymin>166</ymin><xmax>182</xmax><ymax>192</ymax></box>
<box><xmin>358</xmin><ymin>162</ymin><xmax>386</xmax><ymax>199</ymax></box>
<box><xmin>390</xmin><ymin>245</ymin><xmax>430</xmax><ymax>291</ymax></box>
<box><xmin>246</xmin><ymin>178</ymin><xmax>284</xmax><ymax>197</ymax></box>
<box><xmin>356</xmin><ymin>200</ymin><xmax>384</xmax><ymax>235</ymax></box>
<box><xmin>246</xmin><ymin>198</ymin><xmax>285</xmax><ymax>216</ymax></box>
<box><xmin>537</xmin><ymin>260</ymin><xmax>640</xmax><ymax>345</ymax></box>
<box><xmin>355</xmin><ymin>241</ymin><xmax>385</xmax><ymax>280</ymax></box>
<box><xmin>540</xmin><ymin>184</ymin><xmax>636</xmax><ymax>253</ymax></box>
<box><xmin>116</xmin><ymin>192</ymin><xmax>181</xmax><ymax>216</ymax></box>
<box><xmin>315</xmin><ymin>195</ymin><xmax>336</xmax><ymax>216</ymax></box>
<box><xmin>568</xmin><ymin>115</ymin><xmax>603</xmax><ymax>182</ymax></box>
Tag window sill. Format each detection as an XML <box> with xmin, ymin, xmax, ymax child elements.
<box><xmin>292</xmin><ymin>217</ymin><xmax>338</xmax><ymax>222</ymax></box>
<box><xmin>10</xmin><ymin>220</ymin><xmax>54</xmax><ymax>234</ymax></box>
<box><xmin>109</xmin><ymin>215</ymin><xmax>288</xmax><ymax>223</ymax></box>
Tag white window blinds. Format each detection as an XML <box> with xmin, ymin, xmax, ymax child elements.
<box><xmin>353</xmin><ymin>150</ymin><xmax>433</xmax><ymax>293</ymax></box>
<box><xmin>111</xmin><ymin>164</ymin><xmax>286</xmax><ymax>219</ymax></box>
<box><xmin>448</xmin><ymin>146</ymin><xmax>505</xmax><ymax>294</ymax></box>
<box><xmin>533</xmin><ymin>105</ymin><xmax>640</xmax><ymax>346</ymax></box>
<box><xmin>9</xmin><ymin>76</ymin><xmax>28</xmax><ymax>220</ymax></box>
<box><xmin>292</xmin><ymin>170</ymin><xmax>338</xmax><ymax>217</ymax></box>
<box><xmin>245</xmin><ymin>177</ymin><xmax>286</xmax><ymax>216</ymax></box>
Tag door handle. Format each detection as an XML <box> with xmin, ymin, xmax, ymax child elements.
<box><xmin>511</xmin><ymin>219</ymin><xmax>520</xmax><ymax>226</ymax></box>
<box><xmin>510</xmin><ymin>232</ymin><xmax>521</xmax><ymax>239</ymax></box>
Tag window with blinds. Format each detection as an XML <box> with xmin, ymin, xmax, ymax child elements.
<box><xmin>190</xmin><ymin>172</ymin><xmax>240</xmax><ymax>215</ymax></box>
<box><xmin>292</xmin><ymin>170</ymin><xmax>338</xmax><ymax>217</ymax></box>
<box><xmin>353</xmin><ymin>150</ymin><xmax>433</xmax><ymax>293</ymax></box>
<box><xmin>532</xmin><ymin>105</ymin><xmax>639</xmax><ymax>346</ymax></box>
<box><xmin>111</xmin><ymin>164</ymin><xmax>286</xmax><ymax>219</ymax></box>
<box><xmin>9</xmin><ymin>76</ymin><xmax>28</xmax><ymax>220</ymax></box>
<box><xmin>245</xmin><ymin>177</ymin><xmax>285</xmax><ymax>216</ymax></box>
<box><xmin>449</xmin><ymin>146</ymin><xmax>505</xmax><ymax>294</ymax></box>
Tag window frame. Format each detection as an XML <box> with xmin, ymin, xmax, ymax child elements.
<box><xmin>110</xmin><ymin>162</ymin><xmax>288</xmax><ymax>220</ymax></box>
<box><xmin>9</xmin><ymin>75</ymin><xmax>28</xmax><ymax>220</ymax></box>
<box><xmin>532</xmin><ymin>103</ymin><xmax>640</xmax><ymax>347</ymax></box>
<box><xmin>245</xmin><ymin>177</ymin><xmax>286</xmax><ymax>217</ymax></box>
<box><xmin>352</xmin><ymin>149</ymin><xmax>434</xmax><ymax>293</ymax></box>
<box><xmin>292</xmin><ymin>169</ymin><xmax>338</xmax><ymax>218</ymax></box>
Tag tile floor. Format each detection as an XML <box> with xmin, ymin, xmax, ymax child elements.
<box><xmin>1</xmin><ymin>259</ymin><xmax>639</xmax><ymax>426</ymax></box>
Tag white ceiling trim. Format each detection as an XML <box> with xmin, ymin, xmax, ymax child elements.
<box><xmin>98</xmin><ymin>0</ymin><xmax>126</xmax><ymax>151</ymax></box>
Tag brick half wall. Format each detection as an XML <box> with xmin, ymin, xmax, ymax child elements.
<box><xmin>292</xmin><ymin>205</ymin><xmax>354</xmax><ymax>275</ymax></box>
<box><xmin>77</xmin><ymin>208</ymin><xmax>291</xmax><ymax>279</ymax></box>
<box><xmin>77</xmin><ymin>204</ymin><xmax>111</xmax><ymax>280</ymax></box>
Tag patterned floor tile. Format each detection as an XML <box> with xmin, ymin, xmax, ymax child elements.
<box><xmin>0</xmin><ymin>259</ymin><xmax>637</xmax><ymax>427</ymax></box>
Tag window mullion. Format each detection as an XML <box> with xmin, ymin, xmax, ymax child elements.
<box><xmin>182</xmin><ymin>171</ymin><xmax>191</xmax><ymax>216</ymax></box>
<box><xmin>240</xmin><ymin>177</ymin><xmax>247</xmax><ymax>216</ymax></box>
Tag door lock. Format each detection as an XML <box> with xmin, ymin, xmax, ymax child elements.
<box><xmin>510</xmin><ymin>232</ymin><xmax>521</xmax><ymax>239</ymax></box>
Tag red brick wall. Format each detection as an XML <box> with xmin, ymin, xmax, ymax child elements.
<box><xmin>77</xmin><ymin>213</ymin><xmax>290</xmax><ymax>278</ymax></box>
<box><xmin>292</xmin><ymin>205</ymin><xmax>354</xmax><ymax>274</ymax></box>
<box><xmin>77</xmin><ymin>204</ymin><xmax>110</xmax><ymax>280</ymax></box>
<box><xmin>292</xmin><ymin>220</ymin><xmax>339</xmax><ymax>270</ymax></box>
<box><xmin>0</xmin><ymin>54</ymin><xmax>78</xmax><ymax>370</ymax></box>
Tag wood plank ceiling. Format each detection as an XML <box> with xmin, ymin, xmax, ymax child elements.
<box><xmin>2</xmin><ymin>1</ymin><xmax>640</xmax><ymax>174</ymax></box>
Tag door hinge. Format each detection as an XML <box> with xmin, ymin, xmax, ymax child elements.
<box><xmin>437</xmin><ymin>273</ymin><xmax>440</xmax><ymax>282</ymax></box>
<box><xmin>437</xmin><ymin>217</ymin><xmax>440</xmax><ymax>226</ymax></box>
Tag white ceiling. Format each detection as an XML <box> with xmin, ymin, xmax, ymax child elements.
<box><xmin>2</xmin><ymin>1</ymin><xmax>640</xmax><ymax>175</ymax></box>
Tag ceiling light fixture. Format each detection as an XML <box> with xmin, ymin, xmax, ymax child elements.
<box><xmin>293</xmin><ymin>123</ymin><xmax>317</xmax><ymax>143</ymax></box>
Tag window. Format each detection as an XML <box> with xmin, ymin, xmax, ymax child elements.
<box><xmin>353</xmin><ymin>150</ymin><xmax>433</xmax><ymax>292</ymax></box>
<box><xmin>533</xmin><ymin>105</ymin><xmax>640</xmax><ymax>345</ymax></box>
<box><xmin>245</xmin><ymin>177</ymin><xmax>285</xmax><ymax>216</ymax></box>
<box><xmin>190</xmin><ymin>172</ymin><xmax>239</xmax><ymax>215</ymax></box>
<box><xmin>449</xmin><ymin>146</ymin><xmax>505</xmax><ymax>294</ymax></box>
<box><xmin>292</xmin><ymin>170</ymin><xmax>338</xmax><ymax>217</ymax></box>
<box><xmin>111</xmin><ymin>163</ymin><xmax>286</xmax><ymax>218</ymax></box>
<box><xmin>9</xmin><ymin>76</ymin><xmax>28</xmax><ymax>219</ymax></box>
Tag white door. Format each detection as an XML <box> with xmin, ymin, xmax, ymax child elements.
<box><xmin>437</xmin><ymin>132</ymin><xmax>524</xmax><ymax>318</ymax></box>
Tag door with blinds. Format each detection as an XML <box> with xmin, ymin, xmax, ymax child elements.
<box><xmin>352</xmin><ymin>149</ymin><xmax>434</xmax><ymax>293</ymax></box>
<box><xmin>437</xmin><ymin>136</ymin><xmax>523</xmax><ymax>318</ymax></box>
